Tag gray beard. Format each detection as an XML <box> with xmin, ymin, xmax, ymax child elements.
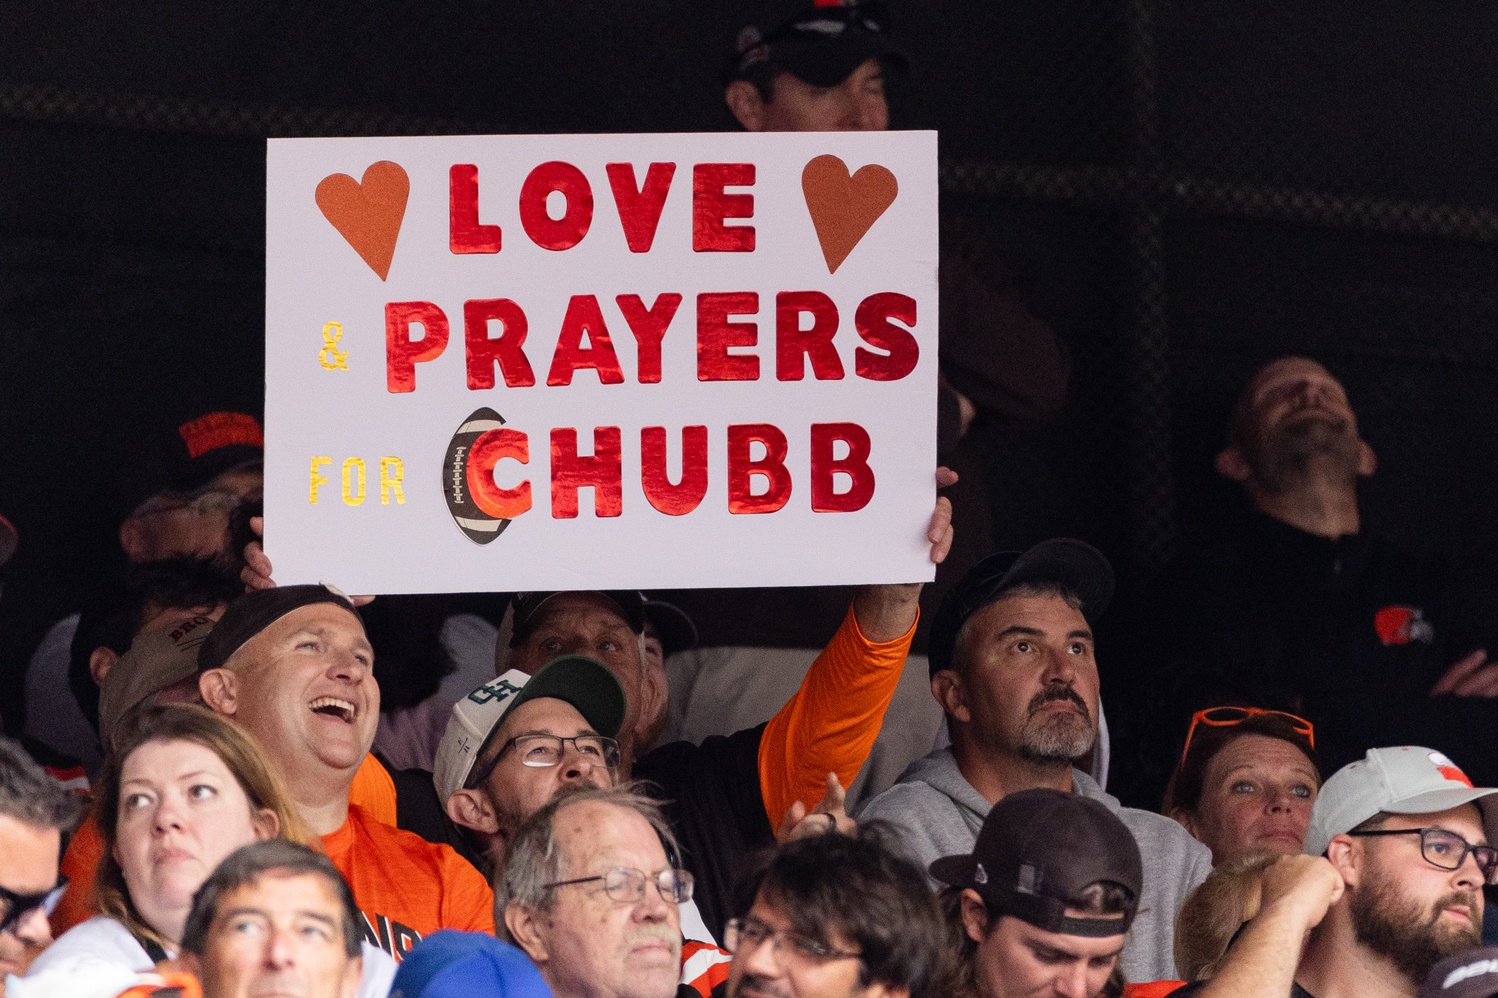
<box><xmin>1018</xmin><ymin>708</ymin><xmax>1096</xmax><ymax>764</ymax></box>
<box><xmin>1349</xmin><ymin>863</ymin><xmax>1481</xmax><ymax>985</ymax></box>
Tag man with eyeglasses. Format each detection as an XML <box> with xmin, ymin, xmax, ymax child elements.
<box><xmin>0</xmin><ymin>736</ymin><xmax>81</xmax><ymax>994</ymax></box>
<box><xmin>723</xmin><ymin>827</ymin><xmax>943</xmax><ymax>998</ymax></box>
<box><xmin>436</xmin><ymin>655</ymin><xmax>628</xmax><ymax>877</ymax></box>
<box><xmin>497</xmin><ymin>786</ymin><xmax>698</xmax><ymax>998</ymax></box>
<box><xmin>1169</xmin><ymin>746</ymin><xmax>1498</xmax><ymax>998</ymax></box>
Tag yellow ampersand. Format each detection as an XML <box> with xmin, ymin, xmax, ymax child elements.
<box><xmin>319</xmin><ymin>321</ymin><xmax>349</xmax><ymax>370</ymax></box>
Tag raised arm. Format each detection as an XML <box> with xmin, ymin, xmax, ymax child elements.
<box><xmin>757</xmin><ymin>470</ymin><xmax>955</xmax><ymax>829</ymax></box>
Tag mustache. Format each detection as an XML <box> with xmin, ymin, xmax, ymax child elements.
<box><xmin>626</xmin><ymin>925</ymin><xmax>680</xmax><ymax>950</ymax></box>
<box><xmin>1432</xmin><ymin>891</ymin><xmax>1482</xmax><ymax>926</ymax></box>
<box><xmin>1027</xmin><ymin>683</ymin><xmax>1090</xmax><ymax>720</ymax></box>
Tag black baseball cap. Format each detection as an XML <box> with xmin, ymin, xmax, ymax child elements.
<box><xmin>198</xmin><ymin>584</ymin><xmax>361</xmax><ymax>672</ymax></box>
<box><xmin>726</xmin><ymin>0</ymin><xmax>908</xmax><ymax>88</ymax></box>
<box><xmin>642</xmin><ymin>598</ymin><xmax>698</xmax><ymax>657</ymax></box>
<box><xmin>1421</xmin><ymin>949</ymin><xmax>1498</xmax><ymax>998</ymax></box>
<box><xmin>927</xmin><ymin>539</ymin><xmax>1114</xmax><ymax>677</ymax></box>
<box><xmin>509</xmin><ymin>591</ymin><xmax>647</xmax><ymax>647</ymax></box>
<box><xmin>930</xmin><ymin>789</ymin><xmax>1142</xmax><ymax>938</ymax></box>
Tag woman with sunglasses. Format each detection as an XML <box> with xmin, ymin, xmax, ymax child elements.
<box><xmin>24</xmin><ymin>704</ymin><xmax>395</xmax><ymax>996</ymax></box>
<box><xmin>1163</xmin><ymin>707</ymin><xmax>1323</xmax><ymax>865</ymax></box>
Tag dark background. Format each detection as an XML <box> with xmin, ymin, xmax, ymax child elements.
<box><xmin>3</xmin><ymin>1</ymin><xmax>1497</xmax><ymax>736</ymax></box>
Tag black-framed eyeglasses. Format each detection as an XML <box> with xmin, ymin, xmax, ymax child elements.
<box><xmin>465</xmin><ymin>733</ymin><xmax>621</xmax><ymax>790</ymax></box>
<box><xmin>1348</xmin><ymin>827</ymin><xmax>1498</xmax><ymax>884</ymax></box>
<box><xmin>0</xmin><ymin>879</ymin><xmax>68</xmax><ymax>935</ymax></box>
<box><xmin>544</xmin><ymin>866</ymin><xmax>693</xmax><ymax>904</ymax></box>
<box><xmin>724</xmin><ymin>917</ymin><xmax>861</xmax><ymax>964</ymax></box>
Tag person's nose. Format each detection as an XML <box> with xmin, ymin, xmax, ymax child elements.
<box><xmin>1264</xmin><ymin>787</ymin><xmax>1293</xmax><ymax>814</ymax></box>
<box><xmin>740</xmin><ymin>931</ymin><xmax>784</xmax><ymax>979</ymax></box>
<box><xmin>1452</xmin><ymin>849</ymin><xmax>1486</xmax><ymax>891</ymax></box>
<box><xmin>633</xmin><ymin>877</ymin><xmax>671</xmax><ymax>923</ymax></box>
<box><xmin>154</xmin><ymin>793</ymin><xmax>187</xmax><ymax>834</ymax></box>
<box><xmin>328</xmin><ymin>646</ymin><xmax>371</xmax><ymax>684</ymax></box>
<box><xmin>266</xmin><ymin>923</ymin><xmax>297</xmax><ymax>968</ymax></box>
<box><xmin>559</xmin><ymin>744</ymin><xmax>599</xmax><ymax>782</ymax></box>
<box><xmin>1041</xmin><ymin>645</ymin><xmax>1079</xmax><ymax>685</ymax></box>
<box><xmin>851</xmin><ymin>93</ymin><xmax>887</xmax><ymax>131</ymax></box>
<box><xmin>14</xmin><ymin>906</ymin><xmax>53</xmax><ymax>948</ymax></box>
<box><xmin>1052</xmin><ymin>963</ymin><xmax>1093</xmax><ymax>998</ymax></box>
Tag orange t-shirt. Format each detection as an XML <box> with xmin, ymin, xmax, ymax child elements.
<box><xmin>322</xmin><ymin>803</ymin><xmax>494</xmax><ymax>961</ymax></box>
<box><xmin>757</xmin><ymin>605</ymin><xmax>917</xmax><ymax>828</ymax></box>
<box><xmin>348</xmin><ymin>752</ymin><xmax>397</xmax><ymax>825</ymax></box>
<box><xmin>53</xmin><ymin>754</ymin><xmax>398</xmax><ymax>937</ymax></box>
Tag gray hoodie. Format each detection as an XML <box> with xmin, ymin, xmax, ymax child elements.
<box><xmin>857</xmin><ymin>747</ymin><xmax>1212</xmax><ymax>985</ymax></box>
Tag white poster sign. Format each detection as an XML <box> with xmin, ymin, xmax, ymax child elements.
<box><xmin>264</xmin><ymin>131</ymin><xmax>938</xmax><ymax>593</ymax></box>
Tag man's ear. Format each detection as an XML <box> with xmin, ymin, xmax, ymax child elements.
<box><xmin>1214</xmin><ymin>445</ymin><xmax>1252</xmax><ymax>483</ymax></box>
<box><xmin>725</xmin><ymin>80</ymin><xmax>767</xmax><ymax>131</ymax></box>
<box><xmin>119</xmin><ymin>517</ymin><xmax>150</xmax><ymax>561</ymax></box>
<box><xmin>90</xmin><ymin>647</ymin><xmax>120</xmax><ymax>686</ymax></box>
<box><xmin>446</xmin><ymin>789</ymin><xmax>500</xmax><ymax>835</ymax></box>
<box><xmin>506</xmin><ymin>902</ymin><xmax>550</xmax><ymax>964</ymax></box>
<box><xmin>1357</xmin><ymin>439</ymin><xmax>1377</xmax><ymax>478</ymax></box>
<box><xmin>199</xmin><ymin>668</ymin><xmax>240</xmax><ymax>717</ymax></box>
<box><xmin>931</xmin><ymin>669</ymin><xmax>970</xmax><ymax>724</ymax></box>
<box><xmin>1325</xmin><ymin>834</ymin><xmax>1362</xmax><ymax>888</ymax></box>
<box><xmin>959</xmin><ymin>889</ymin><xmax>990</xmax><ymax>945</ymax></box>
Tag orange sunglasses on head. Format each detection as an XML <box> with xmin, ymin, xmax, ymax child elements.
<box><xmin>1178</xmin><ymin>706</ymin><xmax>1315</xmax><ymax>770</ymax></box>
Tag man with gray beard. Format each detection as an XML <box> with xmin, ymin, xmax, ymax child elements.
<box><xmin>1118</xmin><ymin>356</ymin><xmax>1498</xmax><ymax>804</ymax></box>
<box><xmin>858</xmin><ymin>540</ymin><xmax>1212</xmax><ymax>984</ymax></box>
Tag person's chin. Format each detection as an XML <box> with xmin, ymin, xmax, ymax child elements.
<box><xmin>1252</xmin><ymin>831</ymin><xmax>1305</xmax><ymax>853</ymax></box>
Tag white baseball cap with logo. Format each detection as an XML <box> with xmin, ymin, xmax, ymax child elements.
<box><xmin>433</xmin><ymin>654</ymin><xmax>627</xmax><ymax>805</ymax></box>
<box><xmin>1304</xmin><ymin>746</ymin><xmax>1498</xmax><ymax>857</ymax></box>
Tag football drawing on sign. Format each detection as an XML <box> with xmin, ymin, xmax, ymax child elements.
<box><xmin>444</xmin><ymin>407</ymin><xmax>519</xmax><ymax>544</ymax></box>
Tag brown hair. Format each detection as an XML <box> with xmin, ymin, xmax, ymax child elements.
<box><xmin>1163</xmin><ymin>713</ymin><xmax>1321</xmax><ymax>818</ymax></box>
<box><xmin>1174</xmin><ymin>850</ymin><xmax>1280</xmax><ymax>981</ymax></box>
<box><xmin>94</xmin><ymin>703</ymin><xmax>315</xmax><ymax>951</ymax></box>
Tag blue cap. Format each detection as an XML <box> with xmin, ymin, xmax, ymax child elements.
<box><xmin>390</xmin><ymin>931</ymin><xmax>553</xmax><ymax>998</ymax></box>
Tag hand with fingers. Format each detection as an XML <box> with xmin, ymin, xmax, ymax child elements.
<box><xmin>1431</xmin><ymin>648</ymin><xmax>1498</xmax><ymax>698</ymax></box>
<box><xmin>776</xmin><ymin>772</ymin><xmax>857</xmax><ymax>843</ymax></box>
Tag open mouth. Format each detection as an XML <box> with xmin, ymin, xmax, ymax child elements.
<box><xmin>308</xmin><ymin>696</ymin><xmax>356</xmax><ymax>723</ymax></box>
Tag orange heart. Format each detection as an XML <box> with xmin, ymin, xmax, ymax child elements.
<box><xmin>801</xmin><ymin>155</ymin><xmax>898</xmax><ymax>275</ymax></box>
<box><xmin>314</xmin><ymin>161</ymin><xmax>410</xmax><ymax>281</ymax></box>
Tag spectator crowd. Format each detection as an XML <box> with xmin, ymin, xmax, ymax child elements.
<box><xmin>4</xmin><ymin>4</ymin><xmax>1498</xmax><ymax>998</ymax></box>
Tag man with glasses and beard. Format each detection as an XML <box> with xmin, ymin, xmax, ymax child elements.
<box><xmin>1168</xmin><ymin>746</ymin><xmax>1497</xmax><ymax>998</ymax></box>
<box><xmin>859</xmin><ymin>540</ymin><xmax>1211</xmax><ymax>983</ymax></box>
<box><xmin>1121</xmin><ymin>356</ymin><xmax>1498</xmax><ymax>802</ymax></box>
